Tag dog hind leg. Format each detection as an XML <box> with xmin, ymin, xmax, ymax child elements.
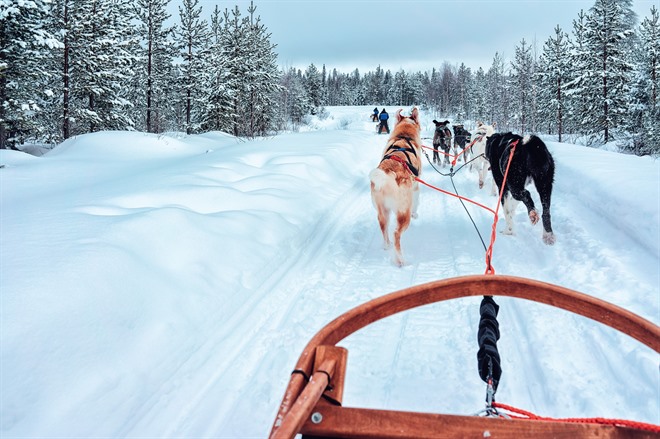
<box><xmin>393</xmin><ymin>210</ymin><xmax>411</xmax><ymax>266</ymax></box>
<box><xmin>412</xmin><ymin>184</ymin><xmax>420</xmax><ymax>219</ymax></box>
<box><xmin>536</xmin><ymin>179</ymin><xmax>555</xmax><ymax>245</ymax></box>
<box><xmin>509</xmin><ymin>185</ymin><xmax>538</xmax><ymax>226</ymax></box>
<box><xmin>501</xmin><ymin>193</ymin><xmax>518</xmax><ymax>235</ymax></box>
<box><xmin>376</xmin><ymin>204</ymin><xmax>391</xmax><ymax>249</ymax></box>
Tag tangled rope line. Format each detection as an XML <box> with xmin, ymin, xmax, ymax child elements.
<box><xmin>416</xmin><ymin>139</ymin><xmax>517</xmax><ymax>274</ymax></box>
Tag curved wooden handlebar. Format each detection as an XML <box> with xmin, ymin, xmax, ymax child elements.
<box><xmin>269</xmin><ymin>275</ymin><xmax>659</xmax><ymax>438</ymax></box>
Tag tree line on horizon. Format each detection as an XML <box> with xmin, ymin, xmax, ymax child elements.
<box><xmin>1</xmin><ymin>0</ymin><xmax>658</xmax><ymax>155</ymax></box>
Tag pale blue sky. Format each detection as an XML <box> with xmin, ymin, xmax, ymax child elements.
<box><xmin>178</xmin><ymin>0</ymin><xmax>657</xmax><ymax>73</ymax></box>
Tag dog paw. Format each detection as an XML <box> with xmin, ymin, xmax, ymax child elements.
<box><xmin>529</xmin><ymin>210</ymin><xmax>540</xmax><ymax>225</ymax></box>
<box><xmin>543</xmin><ymin>231</ymin><xmax>556</xmax><ymax>245</ymax></box>
<box><xmin>478</xmin><ymin>180</ymin><xmax>484</xmax><ymax>189</ymax></box>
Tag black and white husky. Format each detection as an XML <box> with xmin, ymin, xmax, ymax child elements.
<box><xmin>485</xmin><ymin>132</ymin><xmax>556</xmax><ymax>245</ymax></box>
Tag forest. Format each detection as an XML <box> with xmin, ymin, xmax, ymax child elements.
<box><xmin>1</xmin><ymin>0</ymin><xmax>658</xmax><ymax>154</ymax></box>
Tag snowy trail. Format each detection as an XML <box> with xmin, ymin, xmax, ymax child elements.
<box><xmin>1</xmin><ymin>107</ymin><xmax>657</xmax><ymax>438</ymax></box>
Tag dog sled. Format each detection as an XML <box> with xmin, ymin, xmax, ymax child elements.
<box><xmin>268</xmin><ymin>275</ymin><xmax>660</xmax><ymax>439</ymax></box>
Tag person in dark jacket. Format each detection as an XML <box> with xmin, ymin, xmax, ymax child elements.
<box><xmin>371</xmin><ymin>107</ymin><xmax>379</xmax><ymax>122</ymax></box>
<box><xmin>378</xmin><ymin>108</ymin><xmax>390</xmax><ymax>134</ymax></box>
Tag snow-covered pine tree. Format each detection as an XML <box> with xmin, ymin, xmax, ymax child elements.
<box><xmin>583</xmin><ymin>0</ymin><xmax>635</xmax><ymax>143</ymax></box>
<box><xmin>131</xmin><ymin>0</ymin><xmax>175</xmax><ymax>133</ymax></box>
<box><xmin>320</xmin><ymin>64</ymin><xmax>328</xmax><ymax>106</ymax></box>
<box><xmin>218</xmin><ymin>5</ymin><xmax>250</xmax><ymax>136</ymax></box>
<box><xmin>537</xmin><ymin>25</ymin><xmax>571</xmax><ymax>141</ymax></box>
<box><xmin>437</xmin><ymin>62</ymin><xmax>455</xmax><ymax>116</ymax></box>
<box><xmin>426</xmin><ymin>68</ymin><xmax>440</xmax><ymax>112</ymax></box>
<box><xmin>1</xmin><ymin>0</ymin><xmax>60</xmax><ymax>148</ymax></box>
<box><xmin>471</xmin><ymin>67</ymin><xmax>488</xmax><ymax>124</ymax></box>
<box><xmin>242</xmin><ymin>1</ymin><xmax>280</xmax><ymax>137</ymax></box>
<box><xmin>564</xmin><ymin>9</ymin><xmax>591</xmax><ymax>140</ymax></box>
<box><xmin>486</xmin><ymin>52</ymin><xmax>509</xmax><ymax>129</ymax></box>
<box><xmin>628</xmin><ymin>5</ymin><xmax>660</xmax><ymax>155</ymax></box>
<box><xmin>176</xmin><ymin>0</ymin><xmax>208</xmax><ymax>135</ymax></box>
<box><xmin>200</xmin><ymin>5</ymin><xmax>233</xmax><ymax>133</ymax></box>
<box><xmin>278</xmin><ymin>67</ymin><xmax>308</xmax><ymax>129</ymax></box>
<box><xmin>64</xmin><ymin>0</ymin><xmax>135</xmax><ymax>136</ymax></box>
<box><xmin>324</xmin><ymin>68</ymin><xmax>340</xmax><ymax>106</ymax></box>
<box><xmin>345</xmin><ymin>69</ymin><xmax>361</xmax><ymax>106</ymax></box>
<box><xmin>303</xmin><ymin>63</ymin><xmax>323</xmax><ymax>115</ymax></box>
<box><xmin>455</xmin><ymin>63</ymin><xmax>473</xmax><ymax>122</ymax></box>
<box><xmin>407</xmin><ymin>72</ymin><xmax>424</xmax><ymax>107</ymax></box>
<box><xmin>510</xmin><ymin>38</ymin><xmax>535</xmax><ymax>133</ymax></box>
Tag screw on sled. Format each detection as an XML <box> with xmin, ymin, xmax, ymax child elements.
<box><xmin>268</xmin><ymin>275</ymin><xmax>660</xmax><ymax>439</ymax></box>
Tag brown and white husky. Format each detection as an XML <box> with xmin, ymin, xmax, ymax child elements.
<box><xmin>369</xmin><ymin>107</ymin><xmax>423</xmax><ymax>266</ymax></box>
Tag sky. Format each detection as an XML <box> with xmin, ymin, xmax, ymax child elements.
<box><xmin>179</xmin><ymin>0</ymin><xmax>659</xmax><ymax>74</ymax></box>
<box><xmin>1</xmin><ymin>106</ymin><xmax>658</xmax><ymax>437</ymax></box>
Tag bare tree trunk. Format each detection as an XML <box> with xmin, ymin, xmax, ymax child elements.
<box><xmin>557</xmin><ymin>77</ymin><xmax>562</xmax><ymax>143</ymax></box>
<box><xmin>62</xmin><ymin>1</ymin><xmax>70</xmax><ymax>139</ymax></box>
<box><xmin>146</xmin><ymin>2</ymin><xmax>153</xmax><ymax>133</ymax></box>
<box><xmin>186</xmin><ymin>36</ymin><xmax>192</xmax><ymax>135</ymax></box>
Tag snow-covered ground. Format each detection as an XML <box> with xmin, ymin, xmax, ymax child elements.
<box><xmin>1</xmin><ymin>106</ymin><xmax>658</xmax><ymax>437</ymax></box>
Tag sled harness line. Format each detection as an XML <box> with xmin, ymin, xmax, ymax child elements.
<box><xmin>490</xmin><ymin>402</ymin><xmax>660</xmax><ymax>433</ymax></box>
<box><xmin>422</xmin><ymin>134</ymin><xmax>484</xmax><ymax>169</ymax></box>
<box><xmin>422</xmin><ymin>148</ymin><xmax>485</xmax><ymax>177</ymax></box>
<box><xmin>414</xmin><ymin>139</ymin><xmax>518</xmax><ymax>275</ymax></box>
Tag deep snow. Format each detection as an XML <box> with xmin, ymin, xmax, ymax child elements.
<box><xmin>1</xmin><ymin>106</ymin><xmax>658</xmax><ymax>437</ymax></box>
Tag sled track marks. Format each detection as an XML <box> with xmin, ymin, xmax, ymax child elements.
<box><xmin>149</xmin><ymin>178</ymin><xmax>376</xmax><ymax>437</ymax></box>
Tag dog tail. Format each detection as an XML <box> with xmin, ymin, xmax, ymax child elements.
<box><xmin>369</xmin><ymin>168</ymin><xmax>390</xmax><ymax>191</ymax></box>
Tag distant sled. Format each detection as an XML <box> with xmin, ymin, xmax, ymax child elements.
<box><xmin>268</xmin><ymin>275</ymin><xmax>660</xmax><ymax>439</ymax></box>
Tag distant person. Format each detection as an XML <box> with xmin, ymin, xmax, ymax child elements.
<box><xmin>378</xmin><ymin>108</ymin><xmax>390</xmax><ymax>134</ymax></box>
<box><xmin>371</xmin><ymin>107</ymin><xmax>379</xmax><ymax>122</ymax></box>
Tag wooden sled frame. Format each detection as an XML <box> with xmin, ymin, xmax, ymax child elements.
<box><xmin>269</xmin><ymin>275</ymin><xmax>660</xmax><ymax>439</ymax></box>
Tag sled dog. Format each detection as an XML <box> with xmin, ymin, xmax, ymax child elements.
<box><xmin>369</xmin><ymin>107</ymin><xmax>423</xmax><ymax>266</ymax></box>
<box><xmin>485</xmin><ymin>132</ymin><xmax>556</xmax><ymax>245</ymax></box>
<box><xmin>452</xmin><ymin>124</ymin><xmax>472</xmax><ymax>163</ymax></box>
<box><xmin>431</xmin><ymin>119</ymin><xmax>452</xmax><ymax>166</ymax></box>
<box><xmin>470</xmin><ymin>121</ymin><xmax>497</xmax><ymax>194</ymax></box>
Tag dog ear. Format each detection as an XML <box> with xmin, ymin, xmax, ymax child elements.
<box><xmin>476</xmin><ymin>121</ymin><xmax>483</xmax><ymax>127</ymax></box>
<box><xmin>492</xmin><ymin>122</ymin><xmax>497</xmax><ymax>128</ymax></box>
<box><xmin>432</xmin><ymin>119</ymin><xmax>438</xmax><ymax>125</ymax></box>
<box><xmin>411</xmin><ymin>107</ymin><xmax>419</xmax><ymax>123</ymax></box>
<box><xmin>396</xmin><ymin>109</ymin><xmax>403</xmax><ymax>122</ymax></box>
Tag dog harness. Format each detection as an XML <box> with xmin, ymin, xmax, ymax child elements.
<box><xmin>380</xmin><ymin>136</ymin><xmax>420</xmax><ymax>176</ymax></box>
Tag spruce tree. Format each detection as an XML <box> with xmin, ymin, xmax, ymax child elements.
<box><xmin>176</xmin><ymin>0</ymin><xmax>208</xmax><ymax>135</ymax></box>
<box><xmin>200</xmin><ymin>5</ymin><xmax>233</xmax><ymax>133</ymax></box>
<box><xmin>303</xmin><ymin>63</ymin><xmax>323</xmax><ymax>114</ymax></box>
<box><xmin>242</xmin><ymin>1</ymin><xmax>280</xmax><ymax>137</ymax></box>
<box><xmin>455</xmin><ymin>63</ymin><xmax>472</xmax><ymax>122</ymax></box>
<box><xmin>629</xmin><ymin>5</ymin><xmax>660</xmax><ymax>154</ymax></box>
<box><xmin>65</xmin><ymin>0</ymin><xmax>135</xmax><ymax>135</ymax></box>
<box><xmin>565</xmin><ymin>10</ymin><xmax>591</xmax><ymax>140</ymax></box>
<box><xmin>511</xmin><ymin>38</ymin><xmax>535</xmax><ymax>133</ymax></box>
<box><xmin>583</xmin><ymin>0</ymin><xmax>635</xmax><ymax>143</ymax></box>
<box><xmin>537</xmin><ymin>26</ymin><xmax>571</xmax><ymax>141</ymax></box>
<box><xmin>471</xmin><ymin>67</ymin><xmax>488</xmax><ymax>124</ymax></box>
<box><xmin>1</xmin><ymin>0</ymin><xmax>59</xmax><ymax>148</ymax></box>
<box><xmin>131</xmin><ymin>0</ymin><xmax>174</xmax><ymax>133</ymax></box>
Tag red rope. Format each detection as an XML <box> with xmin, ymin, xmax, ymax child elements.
<box><xmin>415</xmin><ymin>178</ymin><xmax>495</xmax><ymax>215</ymax></box>
<box><xmin>492</xmin><ymin>402</ymin><xmax>660</xmax><ymax>433</ymax></box>
<box><xmin>422</xmin><ymin>134</ymin><xmax>484</xmax><ymax>165</ymax></box>
<box><xmin>483</xmin><ymin>140</ymin><xmax>517</xmax><ymax>275</ymax></box>
<box><xmin>416</xmin><ymin>139</ymin><xmax>518</xmax><ymax>275</ymax></box>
